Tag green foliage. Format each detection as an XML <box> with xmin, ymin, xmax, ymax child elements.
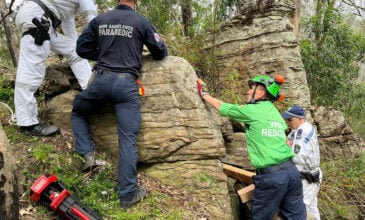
<box><xmin>4</xmin><ymin>125</ymin><xmax>197</xmax><ymax>219</ymax></box>
<box><xmin>137</xmin><ymin>0</ymin><xmax>220</xmax><ymax>70</ymax></box>
<box><xmin>344</xmin><ymin>83</ymin><xmax>365</xmax><ymax>136</ymax></box>
<box><xmin>134</xmin><ymin>0</ymin><xmax>238</xmax><ymax>77</ymax></box>
<box><xmin>322</xmin><ymin>153</ymin><xmax>365</xmax><ymax>189</ymax></box>
<box><xmin>0</xmin><ymin>28</ymin><xmax>14</xmax><ymax>66</ymax></box>
<box><xmin>137</xmin><ymin>0</ymin><xmax>179</xmax><ymax>35</ymax></box>
<box><xmin>219</xmin><ymin>71</ymin><xmax>245</xmax><ymax>104</ymax></box>
<box><xmin>214</xmin><ymin>0</ymin><xmax>239</xmax><ymax>21</ymax></box>
<box><xmin>300</xmin><ymin>6</ymin><xmax>365</xmax><ymax>137</ymax></box>
<box><xmin>0</xmin><ymin>75</ymin><xmax>14</xmax><ymax>107</ymax></box>
<box><xmin>95</xmin><ymin>0</ymin><xmax>115</xmax><ymax>10</ymax></box>
<box><xmin>32</xmin><ymin>143</ymin><xmax>53</xmax><ymax>161</ymax></box>
<box><xmin>300</xmin><ymin>8</ymin><xmax>364</xmax><ymax>107</ymax></box>
<box><xmin>0</xmin><ymin>47</ymin><xmax>13</xmax><ymax>67</ymax></box>
<box><xmin>319</xmin><ymin>153</ymin><xmax>365</xmax><ymax>218</ymax></box>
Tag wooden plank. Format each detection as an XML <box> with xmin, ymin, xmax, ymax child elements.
<box><xmin>237</xmin><ymin>184</ymin><xmax>255</xmax><ymax>203</ymax></box>
<box><xmin>222</xmin><ymin>164</ymin><xmax>255</xmax><ymax>185</ymax></box>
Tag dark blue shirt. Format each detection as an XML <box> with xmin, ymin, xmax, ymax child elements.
<box><xmin>76</xmin><ymin>4</ymin><xmax>168</xmax><ymax>77</ymax></box>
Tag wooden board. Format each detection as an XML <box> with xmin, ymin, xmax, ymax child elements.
<box><xmin>222</xmin><ymin>164</ymin><xmax>256</xmax><ymax>203</ymax></box>
<box><xmin>237</xmin><ymin>184</ymin><xmax>255</xmax><ymax>203</ymax></box>
<box><xmin>222</xmin><ymin>164</ymin><xmax>255</xmax><ymax>185</ymax></box>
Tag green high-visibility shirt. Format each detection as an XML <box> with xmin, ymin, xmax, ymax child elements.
<box><xmin>219</xmin><ymin>101</ymin><xmax>294</xmax><ymax>168</ymax></box>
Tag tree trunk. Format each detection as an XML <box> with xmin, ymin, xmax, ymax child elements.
<box><xmin>181</xmin><ymin>0</ymin><xmax>192</xmax><ymax>37</ymax></box>
<box><xmin>0</xmin><ymin>0</ymin><xmax>19</xmax><ymax>67</ymax></box>
<box><xmin>293</xmin><ymin>0</ymin><xmax>301</xmax><ymax>38</ymax></box>
<box><xmin>0</xmin><ymin>123</ymin><xmax>19</xmax><ymax>220</ymax></box>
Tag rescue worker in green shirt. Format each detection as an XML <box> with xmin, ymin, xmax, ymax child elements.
<box><xmin>197</xmin><ymin>75</ymin><xmax>306</xmax><ymax>220</ymax></box>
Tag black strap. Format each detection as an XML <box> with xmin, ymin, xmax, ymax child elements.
<box><xmin>300</xmin><ymin>171</ymin><xmax>320</xmax><ymax>183</ymax></box>
<box><xmin>22</xmin><ymin>28</ymin><xmax>37</xmax><ymax>37</ymax></box>
<box><xmin>246</xmin><ymin>84</ymin><xmax>271</xmax><ymax>104</ymax></box>
<box><xmin>29</xmin><ymin>0</ymin><xmax>61</xmax><ymax>29</ymax></box>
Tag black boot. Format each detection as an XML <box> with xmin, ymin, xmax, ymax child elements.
<box><xmin>120</xmin><ymin>186</ymin><xmax>148</xmax><ymax>209</ymax></box>
<box><xmin>81</xmin><ymin>152</ymin><xmax>97</xmax><ymax>172</ymax></box>
<box><xmin>20</xmin><ymin>124</ymin><xmax>60</xmax><ymax>136</ymax></box>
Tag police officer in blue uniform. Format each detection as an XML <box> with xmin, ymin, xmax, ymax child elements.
<box><xmin>72</xmin><ymin>0</ymin><xmax>168</xmax><ymax>209</ymax></box>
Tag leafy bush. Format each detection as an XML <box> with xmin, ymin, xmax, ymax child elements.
<box><xmin>300</xmin><ymin>7</ymin><xmax>365</xmax><ymax>137</ymax></box>
<box><xmin>0</xmin><ymin>75</ymin><xmax>14</xmax><ymax>107</ymax></box>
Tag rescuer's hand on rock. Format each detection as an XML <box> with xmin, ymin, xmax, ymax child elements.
<box><xmin>197</xmin><ymin>79</ymin><xmax>209</xmax><ymax>97</ymax></box>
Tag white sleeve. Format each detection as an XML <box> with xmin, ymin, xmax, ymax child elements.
<box><xmin>61</xmin><ymin>16</ymin><xmax>78</xmax><ymax>40</ymax></box>
<box><xmin>78</xmin><ymin>0</ymin><xmax>98</xmax><ymax>23</ymax></box>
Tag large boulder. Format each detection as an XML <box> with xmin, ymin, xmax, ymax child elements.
<box><xmin>90</xmin><ymin>56</ymin><xmax>226</xmax><ymax>163</ymax></box>
<box><xmin>44</xmin><ymin>56</ymin><xmax>232</xmax><ymax>220</ymax></box>
<box><xmin>0</xmin><ymin>123</ymin><xmax>19</xmax><ymax>219</ymax></box>
<box><xmin>309</xmin><ymin>106</ymin><xmax>365</xmax><ymax>159</ymax></box>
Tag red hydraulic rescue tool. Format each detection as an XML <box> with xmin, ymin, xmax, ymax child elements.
<box><xmin>30</xmin><ymin>174</ymin><xmax>103</xmax><ymax>220</ymax></box>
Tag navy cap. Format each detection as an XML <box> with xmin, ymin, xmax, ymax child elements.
<box><xmin>282</xmin><ymin>105</ymin><xmax>305</xmax><ymax>119</ymax></box>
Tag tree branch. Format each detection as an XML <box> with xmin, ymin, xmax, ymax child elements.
<box><xmin>0</xmin><ymin>0</ymin><xmax>15</xmax><ymax>24</ymax></box>
<box><xmin>341</xmin><ymin>0</ymin><xmax>365</xmax><ymax>16</ymax></box>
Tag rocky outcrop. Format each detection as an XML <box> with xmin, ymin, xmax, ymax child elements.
<box><xmin>40</xmin><ymin>0</ymin><xmax>364</xmax><ymax>219</ymax></box>
<box><xmin>200</xmin><ymin>1</ymin><xmax>365</xmax><ymax>219</ymax></box>
<box><xmin>44</xmin><ymin>56</ymin><xmax>232</xmax><ymax>220</ymax></box>
<box><xmin>203</xmin><ymin>0</ymin><xmax>311</xmax><ymax>107</ymax></box>
<box><xmin>309</xmin><ymin>106</ymin><xmax>365</xmax><ymax>159</ymax></box>
<box><xmin>0</xmin><ymin>123</ymin><xmax>19</xmax><ymax>220</ymax></box>
<box><xmin>91</xmin><ymin>56</ymin><xmax>226</xmax><ymax>163</ymax></box>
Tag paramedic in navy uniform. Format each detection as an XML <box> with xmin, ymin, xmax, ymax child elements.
<box><xmin>72</xmin><ymin>0</ymin><xmax>168</xmax><ymax>208</ymax></box>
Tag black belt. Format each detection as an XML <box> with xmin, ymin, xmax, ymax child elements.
<box><xmin>97</xmin><ymin>69</ymin><xmax>137</xmax><ymax>80</ymax></box>
<box><xmin>256</xmin><ymin>159</ymin><xmax>294</xmax><ymax>175</ymax></box>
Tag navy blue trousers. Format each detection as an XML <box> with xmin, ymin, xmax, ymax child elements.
<box><xmin>252</xmin><ymin>163</ymin><xmax>307</xmax><ymax>220</ymax></box>
<box><xmin>71</xmin><ymin>70</ymin><xmax>140</xmax><ymax>202</ymax></box>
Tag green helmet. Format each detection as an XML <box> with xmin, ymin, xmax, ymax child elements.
<box><xmin>248</xmin><ymin>75</ymin><xmax>285</xmax><ymax>100</ymax></box>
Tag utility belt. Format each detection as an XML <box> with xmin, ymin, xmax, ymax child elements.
<box><xmin>300</xmin><ymin>171</ymin><xmax>320</xmax><ymax>183</ymax></box>
<box><xmin>256</xmin><ymin>159</ymin><xmax>294</xmax><ymax>175</ymax></box>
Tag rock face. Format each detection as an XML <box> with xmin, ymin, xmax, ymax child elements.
<box><xmin>45</xmin><ymin>56</ymin><xmax>232</xmax><ymax>220</ymax></box>
<box><xmin>0</xmin><ymin>123</ymin><xmax>19</xmax><ymax>219</ymax></box>
<box><xmin>203</xmin><ymin>0</ymin><xmax>311</xmax><ymax>107</ymax></box>
<box><xmin>309</xmin><ymin>106</ymin><xmax>365</xmax><ymax>159</ymax></box>
<box><xmin>91</xmin><ymin>56</ymin><xmax>226</xmax><ymax>163</ymax></box>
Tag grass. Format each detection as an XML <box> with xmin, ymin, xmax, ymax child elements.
<box><xmin>3</xmin><ymin>124</ymin><xmax>200</xmax><ymax>220</ymax></box>
<box><xmin>319</xmin><ymin>153</ymin><xmax>365</xmax><ymax>219</ymax></box>
<box><xmin>0</xmin><ymin>65</ymin><xmax>363</xmax><ymax>219</ymax></box>
<box><xmin>6</xmin><ymin>121</ymin><xmax>364</xmax><ymax>219</ymax></box>
<box><xmin>322</xmin><ymin>153</ymin><xmax>364</xmax><ymax>189</ymax></box>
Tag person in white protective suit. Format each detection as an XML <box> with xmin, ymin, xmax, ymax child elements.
<box><xmin>282</xmin><ymin>105</ymin><xmax>323</xmax><ymax>220</ymax></box>
<box><xmin>14</xmin><ymin>0</ymin><xmax>97</xmax><ymax>136</ymax></box>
